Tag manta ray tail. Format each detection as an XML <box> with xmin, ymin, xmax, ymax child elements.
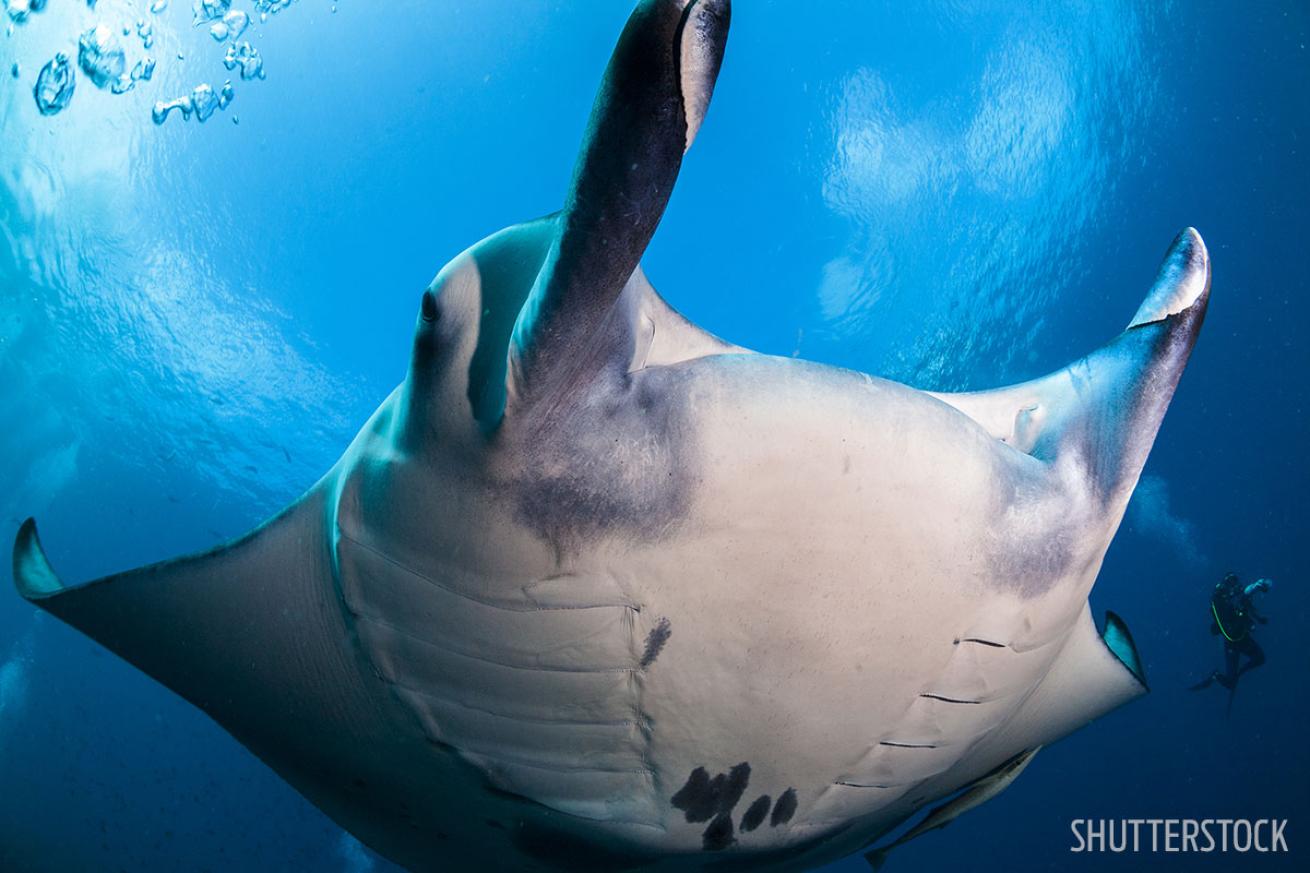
<box><xmin>507</xmin><ymin>0</ymin><xmax>731</xmax><ymax>410</ymax></box>
<box><xmin>932</xmin><ymin>228</ymin><xmax>1210</xmax><ymax>511</ymax></box>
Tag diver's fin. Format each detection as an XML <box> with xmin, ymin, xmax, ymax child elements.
<box><xmin>864</xmin><ymin>847</ymin><xmax>890</xmax><ymax>872</ymax></box>
<box><xmin>931</xmin><ymin>228</ymin><xmax>1209</xmax><ymax>512</ymax></box>
<box><xmin>508</xmin><ymin>0</ymin><xmax>731</xmax><ymax>409</ymax></box>
<box><xmin>1187</xmin><ymin>673</ymin><xmax>1218</xmax><ymax>691</ymax></box>
<box><xmin>11</xmin><ymin>492</ymin><xmax>354</xmax><ymax>757</ymax></box>
<box><xmin>864</xmin><ymin>747</ymin><xmax>1041</xmax><ymax>870</ymax></box>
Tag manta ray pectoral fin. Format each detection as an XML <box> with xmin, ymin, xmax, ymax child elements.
<box><xmin>931</xmin><ymin>228</ymin><xmax>1210</xmax><ymax>509</ymax></box>
<box><xmin>863</xmin><ymin>747</ymin><xmax>1041</xmax><ymax>870</ymax></box>
<box><xmin>871</xmin><ymin>607</ymin><xmax>1145</xmax><ymax>869</ymax></box>
<box><xmin>10</xmin><ymin>494</ymin><xmax>364</xmax><ymax>769</ymax></box>
<box><xmin>507</xmin><ymin>0</ymin><xmax>731</xmax><ymax>411</ymax></box>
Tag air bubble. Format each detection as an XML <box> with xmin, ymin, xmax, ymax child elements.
<box><xmin>33</xmin><ymin>52</ymin><xmax>75</xmax><ymax>116</ymax></box>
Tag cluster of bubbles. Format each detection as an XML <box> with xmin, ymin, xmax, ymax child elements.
<box><xmin>4</xmin><ymin>0</ymin><xmax>51</xmax><ymax>25</ymax></box>
<box><xmin>151</xmin><ymin>77</ymin><xmax>232</xmax><ymax>122</ymax></box>
<box><xmin>10</xmin><ymin>0</ymin><xmax>311</xmax><ymax>125</ymax></box>
<box><xmin>222</xmin><ymin>39</ymin><xmax>261</xmax><ymax>79</ymax></box>
<box><xmin>76</xmin><ymin>23</ymin><xmax>155</xmax><ymax>93</ymax></box>
<box><xmin>252</xmin><ymin>0</ymin><xmax>295</xmax><ymax>13</ymax></box>
<box><xmin>28</xmin><ymin>11</ymin><xmax>159</xmax><ymax>115</ymax></box>
<box><xmin>206</xmin><ymin>7</ymin><xmax>246</xmax><ymax>41</ymax></box>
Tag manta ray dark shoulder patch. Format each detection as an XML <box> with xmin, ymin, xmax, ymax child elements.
<box><xmin>510</xmin><ymin>367</ymin><xmax>701</xmax><ymax>557</ymax></box>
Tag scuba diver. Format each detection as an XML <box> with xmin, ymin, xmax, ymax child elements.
<box><xmin>1189</xmin><ymin>573</ymin><xmax>1272</xmax><ymax>706</ymax></box>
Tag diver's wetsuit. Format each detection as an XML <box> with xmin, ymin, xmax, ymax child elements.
<box><xmin>1190</xmin><ymin>575</ymin><xmax>1268</xmax><ymax>696</ymax></box>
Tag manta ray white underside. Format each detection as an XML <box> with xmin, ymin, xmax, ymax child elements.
<box><xmin>12</xmin><ymin>2</ymin><xmax>1208</xmax><ymax>871</ymax></box>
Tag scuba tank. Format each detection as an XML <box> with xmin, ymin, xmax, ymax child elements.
<box><xmin>1211</xmin><ymin>573</ymin><xmax>1254</xmax><ymax>642</ymax></box>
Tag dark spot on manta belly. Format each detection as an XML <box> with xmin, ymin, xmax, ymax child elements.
<box><xmin>640</xmin><ymin>617</ymin><xmax>672</xmax><ymax>668</ymax></box>
<box><xmin>671</xmin><ymin>763</ymin><xmax>751</xmax><ymax>824</ymax></box>
<box><xmin>702</xmin><ymin>814</ymin><xmax>736</xmax><ymax>851</ymax></box>
<box><xmin>740</xmin><ymin>794</ymin><xmax>771</xmax><ymax>832</ymax></box>
<box><xmin>770</xmin><ymin>788</ymin><xmax>798</xmax><ymax>827</ymax></box>
<box><xmin>671</xmin><ymin>767</ymin><xmax>716</xmax><ymax>822</ymax></box>
<box><xmin>671</xmin><ymin>763</ymin><xmax>752</xmax><ymax>851</ymax></box>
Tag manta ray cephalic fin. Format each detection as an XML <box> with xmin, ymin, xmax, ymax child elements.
<box><xmin>507</xmin><ymin>0</ymin><xmax>731</xmax><ymax>413</ymax></box>
<box><xmin>405</xmin><ymin>214</ymin><xmax>560</xmax><ymax>434</ymax></box>
<box><xmin>930</xmin><ymin>228</ymin><xmax>1210</xmax><ymax>509</ymax></box>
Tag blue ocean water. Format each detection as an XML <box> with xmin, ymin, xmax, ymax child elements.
<box><xmin>0</xmin><ymin>1</ymin><xmax>1306</xmax><ymax>871</ymax></box>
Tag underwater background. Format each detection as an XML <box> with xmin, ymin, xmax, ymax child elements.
<box><xmin>0</xmin><ymin>1</ymin><xmax>1306</xmax><ymax>870</ymax></box>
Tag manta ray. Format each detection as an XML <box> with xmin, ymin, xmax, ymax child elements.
<box><xmin>12</xmin><ymin>1</ymin><xmax>1209</xmax><ymax>870</ymax></box>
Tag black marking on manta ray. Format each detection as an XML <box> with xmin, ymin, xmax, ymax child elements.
<box><xmin>336</xmin><ymin>528</ymin><xmax>639</xmax><ymax>613</ymax></box>
<box><xmin>878</xmin><ymin>741</ymin><xmax>938</xmax><ymax>749</ymax></box>
<box><xmin>702</xmin><ymin>814</ymin><xmax>736</xmax><ymax>852</ymax></box>
<box><xmin>740</xmin><ymin>794</ymin><xmax>771</xmax><ymax>832</ymax></box>
<box><xmin>770</xmin><ymin>788</ymin><xmax>798</xmax><ymax>827</ymax></box>
<box><xmin>671</xmin><ymin>763</ymin><xmax>751</xmax><ymax>850</ymax></box>
<box><xmin>640</xmin><ymin>617</ymin><xmax>672</xmax><ymax>668</ymax></box>
<box><xmin>834</xmin><ymin>781</ymin><xmax>892</xmax><ymax>789</ymax></box>
<box><xmin>672</xmin><ymin>764</ymin><xmax>751</xmax><ymax>823</ymax></box>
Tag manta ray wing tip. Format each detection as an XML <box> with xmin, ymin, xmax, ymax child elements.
<box><xmin>1128</xmin><ymin>228</ymin><xmax>1210</xmax><ymax>329</ymax></box>
<box><xmin>12</xmin><ymin>517</ymin><xmax>66</xmax><ymax>601</ymax></box>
